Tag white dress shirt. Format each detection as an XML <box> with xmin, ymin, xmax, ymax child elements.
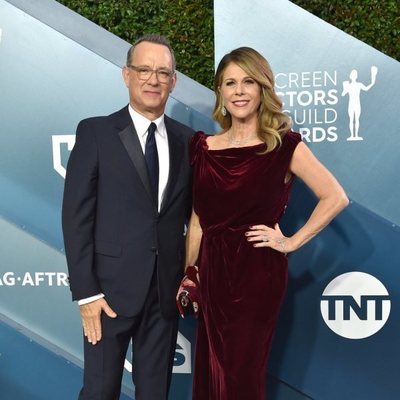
<box><xmin>78</xmin><ymin>106</ymin><xmax>170</xmax><ymax>305</ymax></box>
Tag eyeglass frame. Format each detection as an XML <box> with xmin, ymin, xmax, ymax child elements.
<box><xmin>127</xmin><ymin>64</ymin><xmax>174</xmax><ymax>83</ymax></box>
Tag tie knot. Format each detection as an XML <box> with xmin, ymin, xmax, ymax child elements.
<box><xmin>148</xmin><ymin>122</ymin><xmax>157</xmax><ymax>136</ymax></box>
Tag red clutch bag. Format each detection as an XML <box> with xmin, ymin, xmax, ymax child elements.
<box><xmin>176</xmin><ymin>265</ymin><xmax>200</xmax><ymax>318</ymax></box>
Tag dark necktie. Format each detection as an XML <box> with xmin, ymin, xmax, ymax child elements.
<box><xmin>144</xmin><ymin>122</ymin><xmax>159</xmax><ymax>201</ymax></box>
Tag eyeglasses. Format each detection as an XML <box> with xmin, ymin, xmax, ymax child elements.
<box><xmin>127</xmin><ymin>65</ymin><xmax>174</xmax><ymax>83</ymax></box>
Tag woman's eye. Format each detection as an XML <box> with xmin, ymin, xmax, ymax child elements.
<box><xmin>244</xmin><ymin>79</ymin><xmax>255</xmax><ymax>85</ymax></box>
<box><xmin>225</xmin><ymin>81</ymin><xmax>236</xmax><ymax>86</ymax></box>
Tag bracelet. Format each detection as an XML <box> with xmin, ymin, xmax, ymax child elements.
<box><xmin>276</xmin><ymin>238</ymin><xmax>286</xmax><ymax>252</ymax></box>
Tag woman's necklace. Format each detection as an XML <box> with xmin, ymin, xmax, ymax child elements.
<box><xmin>226</xmin><ymin>129</ymin><xmax>258</xmax><ymax>146</ymax></box>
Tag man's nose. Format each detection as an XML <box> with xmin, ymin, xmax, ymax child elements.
<box><xmin>147</xmin><ymin>70</ymin><xmax>160</xmax><ymax>84</ymax></box>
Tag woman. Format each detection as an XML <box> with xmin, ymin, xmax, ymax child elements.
<box><xmin>179</xmin><ymin>47</ymin><xmax>349</xmax><ymax>399</ymax></box>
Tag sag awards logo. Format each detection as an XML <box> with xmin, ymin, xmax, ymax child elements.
<box><xmin>320</xmin><ymin>272</ymin><xmax>391</xmax><ymax>339</ymax></box>
<box><xmin>275</xmin><ymin>66</ymin><xmax>378</xmax><ymax>143</ymax></box>
<box><xmin>0</xmin><ymin>271</ymin><xmax>69</xmax><ymax>287</ymax></box>
<box><xmin>52</xmin><ymin>135</ymin><xmax>76</xmax><ymax>178</ymax></box>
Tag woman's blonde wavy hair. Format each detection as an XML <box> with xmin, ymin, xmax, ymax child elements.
<box><xmin>213</xmin><ymin>47</ymin><xmax>291</xmax><ymax>153</ymax></box>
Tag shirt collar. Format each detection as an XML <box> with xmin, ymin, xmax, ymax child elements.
<box><xmin>128</xmin><ymin>105</ymin><xmax>166</xmax><ymax>139</ymax></box>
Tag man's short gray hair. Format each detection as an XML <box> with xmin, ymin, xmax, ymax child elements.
<box><xmin>126</xmin><ymin>34</ymin><xmax>176</xmax><ymax>71</ymax></box>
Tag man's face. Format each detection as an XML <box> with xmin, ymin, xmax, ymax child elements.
<box><xmin>122</xmin><ymin>41</ymin><xmax>176</xmax><ymax>120</ymax></box>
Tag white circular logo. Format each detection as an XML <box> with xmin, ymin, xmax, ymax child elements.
<box><xmin>320</xmin><ymin>272</ymin><xmax>390</xmax><ymax>339</ymax></box>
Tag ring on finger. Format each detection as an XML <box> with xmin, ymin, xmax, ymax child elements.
<box><xmin>262</xmin><ymin>235</ymin><xmax>268</xmax><ymax>242</ymax></box>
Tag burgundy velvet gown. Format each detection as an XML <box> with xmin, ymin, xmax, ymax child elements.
<box><xmin>190</xmin><ymin>131</ymin><xmax>302</xmax><ymax>400</ymax></box>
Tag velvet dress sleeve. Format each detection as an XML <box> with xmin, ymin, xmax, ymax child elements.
<box><xmin>283</xmin><ymin>130</ymin><xmax>302</xmax><ymax>154</ymax></box>
<box><xmin>279</xmin><ymin>130</ymin><xmax>303</xmax><ymax>176</ymax></box>
<box><xmin>189</xmin><ymin>131</ymin><xmax>207</xmax><ymax>166</ymax></box>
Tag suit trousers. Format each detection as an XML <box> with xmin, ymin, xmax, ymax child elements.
<box><xmin>79</xmin><ymin>268</ymin><xmax>179</xmax><ymax>400</ymax></box>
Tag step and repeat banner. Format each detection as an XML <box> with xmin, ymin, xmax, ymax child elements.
<box><xmin>0</xmin><ymin>0</ymin><xmax>215</xmax><ymax>398</ymax></box>
<box><xmin>0</xmin><ymin>0</ymin><xmax>399</xmax><ymax>399</ymax></box>
<box><xmin>215</xmin><ymin>1</ymin><xmax>400</xmax><ymax>399</ymax></box>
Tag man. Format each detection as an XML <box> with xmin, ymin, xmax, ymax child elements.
<box><xmin>62</xmin><ymin>34</ymin><xmax>194</xmax><ymax>399</ymax></box>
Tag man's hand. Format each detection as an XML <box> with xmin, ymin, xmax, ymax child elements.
<box><xmin>80</xmin><ymin>298</ymin><xmax>117</xmax><ymax>345</ymax></box>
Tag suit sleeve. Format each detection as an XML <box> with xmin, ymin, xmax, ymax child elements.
<box><xmin>62</xmin><ymin>119</ymin><xmax>101</xmax><ymax>301</ymax></box>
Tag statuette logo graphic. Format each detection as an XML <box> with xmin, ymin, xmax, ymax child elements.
<box><xmin>341</xmin><ymin>66</ymin><xmax>378</xmax><ymax>141</ymax></box>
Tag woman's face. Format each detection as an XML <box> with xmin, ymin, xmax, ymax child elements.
<box><xmin>219</xmin><ymin>62</ymin><xmax>261</xmax><ymax>123</ymax></box>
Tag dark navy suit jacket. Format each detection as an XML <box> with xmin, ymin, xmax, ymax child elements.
<box><xmin>62</xmin><ymin>105</ymin><xmax>194</xmax><ymax>318</ymax></box>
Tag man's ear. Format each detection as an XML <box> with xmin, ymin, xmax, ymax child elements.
<box><xmin>122</xmin><ymin>66</ymin><xmax>130</xmax><ymax>87</ymax></box>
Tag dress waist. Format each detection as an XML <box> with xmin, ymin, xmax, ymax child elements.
<box><xmin>202</xmin><ymin>221</ymin><xmax>274</xmax><ymax>238</ymax></box>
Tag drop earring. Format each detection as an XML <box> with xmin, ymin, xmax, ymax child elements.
<box><xmin>221</xmin><ymin>106</ymin><xmax>227</xmax><ymax>117</ymax></box>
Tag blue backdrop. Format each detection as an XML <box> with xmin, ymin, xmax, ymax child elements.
<box><xmin>0</xmin><ymin>0</ymin><xmax>399</xmax><ymax>399</ymax></box>
<box><xmin>215</xmin><ymin>1</ymin><xmax>400</xmax><ymax>399</ymax></box>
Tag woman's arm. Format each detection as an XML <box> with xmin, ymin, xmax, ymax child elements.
<box><xmin>286</xmin><ymin>142</ymin><xmax>349</xmax><ymax>250</ymax></box>
<box><xmin>176</xmin><ymin>208</ymin><xmax>203</xmax><ymax>315</ymax></box>
<box><xmin>184</xmin><ymin>208</ymin><xmax>203</xmax><ymax>270</ymax></box>
<box><xmin>247</xmin><ymin>142</ymin><xmax>349</xmax><ymax>252</ymax></box>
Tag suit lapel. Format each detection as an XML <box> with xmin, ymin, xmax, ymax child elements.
<box><xmin>160</xmin><ymin>117</ymin><xmax>184</xmax><ymax>213</ymax></box>
<box><xmin>117</xmin><ymin>113</ymin><xmax>156</xmax><ymax>204</ymax></box>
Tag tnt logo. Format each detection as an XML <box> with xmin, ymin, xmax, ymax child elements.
<box><xmin>320</xmin><ymin>272</ymin><xmax>390</xmax><ymax>339</ymax></box>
